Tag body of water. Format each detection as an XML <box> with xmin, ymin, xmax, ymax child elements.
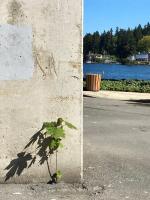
<box><xmin>84</xmin><ymin>63</ymin><xmax>150</xmax><ymax>80</ymax></box>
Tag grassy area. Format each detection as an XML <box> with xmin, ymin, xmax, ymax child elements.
<box><xmin>101</xmin><ymin>80</ymin><xmax>150</xmax><ymax>93</ymax></box>
<box><xmin>84</xmin><ymin>80</ymin><xmax>150</xmax><ymax>93</ymax></box>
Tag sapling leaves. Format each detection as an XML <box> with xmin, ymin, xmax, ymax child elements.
<box><xmin>56</xmin><ymin>170</ymin><xmax>62</xmax><ymax>180</ymax></box>
<box><xmin>42</xmin><ymin>122</ymin><xmax>57</xmax><ymax>130</ymax></box>
<box><xmin>57</xmin><ymin>118</ymin><xmax>64</xmax><ymax>126</ymax></box>
<box><xmin>59</xmin><ymin>143</ymin><xmax>64</xmax><ymax>148</ymax></box>
<box><xmin>65</xmin><ymin>121</ymin><xmax>77</xmax><ymax>130</ymax></box>
<box><xmin>5</xmin><ymin>118</ymin><xmax>77</xmax><ymax>183</ymax></box>
<box><xmin>46</xmin><ymin>127</ymin><xmax>65</xmax><ymax>139</ymax></box>
<box><xmin>49</xmin><ymin>139</ymin><xmax>60</xmax><ymax>151</ymax></box>
<box><xmin>51</xmin><ymin>170</ymin><xmax>62</xmax><ymax>183</ymax></box>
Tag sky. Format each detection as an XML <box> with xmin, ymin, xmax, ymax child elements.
<box><xmin>84</xmin><ymin>0</ymin><xmax>150</xmax><ymax>34</ymax></box>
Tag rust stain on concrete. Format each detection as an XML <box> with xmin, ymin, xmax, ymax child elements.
<box><xmin>48</xmin><ymin>53</ymin><xmax>57</xmax><ymax>77</ymax></box>
<box><xmin>69</xmin><ymin>61</ymin><xmax>81</xmax><ymax>69</ymax></box>
<box><xmin>49</xmin><ymin>96</ymin><xmax>76</xmax><ymax>102</ymax></box>
<box><xmin>33</xmin><ymin>47</ymin><xmax>58</xmax><ymax>79</ymax></box>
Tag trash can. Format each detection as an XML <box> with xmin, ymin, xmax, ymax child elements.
<box><xmin>86</xmin><ymin>74</ymin><xmax>101</xmax><ymax>92</ymax></box>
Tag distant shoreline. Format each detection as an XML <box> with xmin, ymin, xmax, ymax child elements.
<box><xmin>84</xmin><ymin>62</ymin><xmax>150</xmax><ymax>66</ymax></box>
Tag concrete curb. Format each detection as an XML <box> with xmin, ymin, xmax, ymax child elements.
<box><xmin>83</xmin><ymin>90</ymin><xmax>150</xmax><ymax>100</ymax></box>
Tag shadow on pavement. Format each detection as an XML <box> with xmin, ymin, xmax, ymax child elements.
<box><xmin>83</xmin><ymin>94</ymin><xmax>96</xmax><ymax>98</ymax></box>
<box><xmin>125</xmin><ymin>99</ymin><xmax>150</xmax><ymax>106</ymax></box>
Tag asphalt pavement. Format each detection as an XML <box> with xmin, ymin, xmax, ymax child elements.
<box><xmin>84</xmin><ymin>96</ymin><xmax>150</xmax><ymax>200</ymax></box>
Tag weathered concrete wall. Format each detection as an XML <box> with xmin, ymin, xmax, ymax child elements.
<box><xmin>0</xmin><ymin>0</ymin><xmax>83</xmax><ymax>183</ymax></box>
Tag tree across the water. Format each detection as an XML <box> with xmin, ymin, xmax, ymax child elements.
<box><xmin>84</xmin><ymin>23</ymin><xmax>150</xmax><ymax>63</ymax></box>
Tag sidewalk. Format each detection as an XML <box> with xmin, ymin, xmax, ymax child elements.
<box><xmin>84</xmin><ymin>90</ymin><xmax>150</xmax><ymax>100</ymax></box>
<box><xmin>0</xmin><ymin>183</ymin><xmax>102</xmax><ymax>200</ymax></box>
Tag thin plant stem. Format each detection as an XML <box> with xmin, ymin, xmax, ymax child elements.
<box><xmin>56</xmin><ymin>150</ymin><xmax>58</xmax><ymax>183</ymax></box>
<box><xmin>46</xmin><ymin>157</ymin><xmax>52</xmax><ymax>179</ymax></box>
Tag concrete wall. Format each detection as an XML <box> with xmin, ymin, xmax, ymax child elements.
<box><xmin>0</xmin><ymin>0</ymin><xmax>83</xmax><ymax>183</ymax></box>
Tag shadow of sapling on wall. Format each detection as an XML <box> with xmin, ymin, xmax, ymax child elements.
<box><xmin>5</xmin><ymin>118</ymin><xmax>77</xmax><ymax>183</ymax></box>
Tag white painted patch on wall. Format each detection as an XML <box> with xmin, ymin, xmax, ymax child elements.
<box><xmin>0</xmin><ymin>24</ymin><xmax>34</xmax><ymax>80</ymax></box>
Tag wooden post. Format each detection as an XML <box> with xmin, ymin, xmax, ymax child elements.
<box><xmin>86</xmin><ymin>74</ymin><xmax>101</xmax><ymax>92</ymax></box>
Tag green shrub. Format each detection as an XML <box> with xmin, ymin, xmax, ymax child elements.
<box><xmin>101</xmin><ymin>80</ymin><xmax>150</xmax><ymax>93</ymax></box>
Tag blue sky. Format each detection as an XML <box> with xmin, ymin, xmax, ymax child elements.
<box><xmin>84</xmin><ymin>0</ymin><xmax>150</xmax><ymax>34</ymax></box>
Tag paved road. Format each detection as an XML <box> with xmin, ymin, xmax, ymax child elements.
<box><xmin>84</xmin><ymin>96</ymin><xmax>150</xmax><ymax>200</ymax></box>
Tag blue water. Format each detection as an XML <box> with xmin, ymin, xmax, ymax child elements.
<box><xmin>84</xmin><ymin>63</ymin><xmax>150</xmax><ymax>80</ymax></box>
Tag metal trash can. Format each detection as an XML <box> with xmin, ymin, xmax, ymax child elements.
<box><xmin>86</xmin><ymin>74</ymin><xmax>101</xmax><ymax>92</ymax></box>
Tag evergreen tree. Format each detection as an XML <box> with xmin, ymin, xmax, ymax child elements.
<box><xmin>83</xmin><ymin>22</ymin><xmax>150</xmax><ymax>63</ymax></box>
<box><xmin>92</xmin><ymin>31</ymin><xmax>100</xmax><ymax>53</ymax></box>
<box><xmin>116</xmin><ymin>28</ymin><xmax>136</xmax><ymax>60</ymax></box>
<box><xmin>138</xmin><ymin>36</ymin><xmax>150</xmax><ymax>52</ymax></box>
<box><xmin>134</xmin><ymin>24</ymin><xmax>143</xmax><ymax>49</ymax></box>
<box><xmin>83</xmin><ymin>33</ymin><xmax>93</xmax><ymax>60</ymax></box>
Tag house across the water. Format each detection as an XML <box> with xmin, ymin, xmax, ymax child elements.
<box><xmin>128</xmin><ymin>52</ymin><xmax>150</xmax><ymax>62</ymax></box>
